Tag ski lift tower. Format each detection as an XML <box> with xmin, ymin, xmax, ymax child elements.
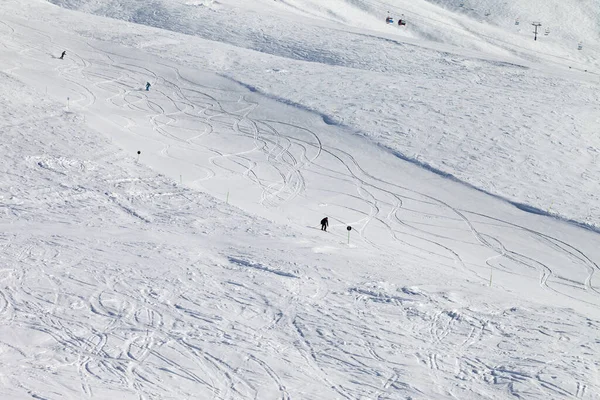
<box><xmin>532</xmin><ymin>22</ymin><xmax>542</xmax><ymax>41</ymax></box>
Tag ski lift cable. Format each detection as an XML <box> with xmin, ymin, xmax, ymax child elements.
<box><xmin>331</xmin><ymin>0</ymin><xmax>596</xmax><ymax>74</ymax></box>
<box><xmin>360</xmin><ymin>0</ymin><xmax>597</xmax><ymax>73</ymax></box>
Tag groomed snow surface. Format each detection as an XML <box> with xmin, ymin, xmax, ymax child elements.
<box><xmin>0</xmin><ymin>0</ymin><xmax>599</xmax><ymax>399</ymax></box>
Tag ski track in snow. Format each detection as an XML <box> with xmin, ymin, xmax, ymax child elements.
<box><xmin>0</xmin><ymin>7</ymin><xmax>599</xmax><ymax>400</ymax></box>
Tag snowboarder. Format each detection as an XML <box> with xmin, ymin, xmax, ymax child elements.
<box><xmin>59</xmin><ymin>51</ymin><xmax>66</xmax><ymax>60</ymax></box>
<box><xmin>398</xmin><ymin>19</ymin><xmax>406</xmax><ymax>26</ymax></box>
<box><xmin>145</xmin><ymin>82</ymin><xmax>151</xmax><ymax>91</ymax></box>
<box><xmin>320</xmin><ymin>217</ymin><xmax>329</xmax><ymax>232</ymax></box>
<box><xmin>385</xmin><ymin>16</ymin><xmax>393</xmax><ymax>24</ymax></box>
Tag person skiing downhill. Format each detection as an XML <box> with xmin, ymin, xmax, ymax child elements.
<box><xmin>145</xmin><ymin>82</ymin><xmax>151</xmax><ymax>91</ymax></box>
<box><xmin>320</xmin><ymin>217</ymin><xmax>329</xmax><ymax>232</ymax></box>
<box><xmin>59</xmin><ymin>51</ymin><xmax>66</xmax><ymax>60</ymax></box>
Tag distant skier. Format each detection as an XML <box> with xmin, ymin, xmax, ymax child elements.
<box><xmin>59</xmin><ymin>51</ymin><xmax>66</xmax><ymax>60</ymax></box>
<box><xmin>145</xmin><ymin>82</ymin><xmax>151</xmax><ymax>91</ymax></box>
<box><xmin>320</xmin><ymin>217</ymin><xmax>329</xmax><ymax>232</ymax></box>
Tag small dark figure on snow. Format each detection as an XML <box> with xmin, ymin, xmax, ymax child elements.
<box><xmin>145</xmin><ymin>82</ymin><xmax>151</xmax><ymax>91</ymax></box>
<box><xmin>320</xmin><ymin>217</ymin><xmax>329</xmax><ymax>231</ymax></box>
<box><xmin>59</xmin><ymin>51</ymin><xmax>66</xmax><ymax>60</ymax></box>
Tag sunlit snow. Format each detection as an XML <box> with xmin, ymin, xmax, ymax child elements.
<box><xmin>0</xmin><ymin>0</ymin><xmax>599</xmax><ymax>398</ymax></box>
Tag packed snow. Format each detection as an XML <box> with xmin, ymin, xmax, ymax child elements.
<box><xmin>0</xmin><ymin>0</ymin><xmax>599</xmax><ymax>399</ymax></box>
<box><xmin>45</xmin><ymin>0</ymin><xmax>600</xmax><ymax>228</ymax></box>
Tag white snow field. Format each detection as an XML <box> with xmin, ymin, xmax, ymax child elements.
<box><xmin>0</xmin><ymin>0</ymin><xmax>599</xmax><ymax>399</ymax></box>
<box><xmin>45</xmin><ymin>0</ymin><xmax>600</xmax><ymax>228</ymax></box>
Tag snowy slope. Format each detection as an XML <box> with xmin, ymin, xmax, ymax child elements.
<box><xmin>0</xmin><ymin>0</ymin><xmax>600</xmax><ymax>399</ymax></box>
<box><xmin>48</xmin><ymin>0</ymin><xmax>600</xmax><ymax>65</ymax></box>
<box><xmin>422</xmin><ymin>0</ymin><xmax>599</xmax><ymax>41</ymax></box>
<box><xmin>42</xmin><ymin>0</ymin><xmax>600</xmax><ymax>230</ymax></box>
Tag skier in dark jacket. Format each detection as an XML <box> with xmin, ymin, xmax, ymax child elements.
<box><xmin>59</xmin><ymin>51</ymin><xmax>66</xmax><ymax>60</ymax></box>
<box><xmin>320</xmin><ymin>217</ymin><xmax>329</xmax><ymax>231</ymax></box>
